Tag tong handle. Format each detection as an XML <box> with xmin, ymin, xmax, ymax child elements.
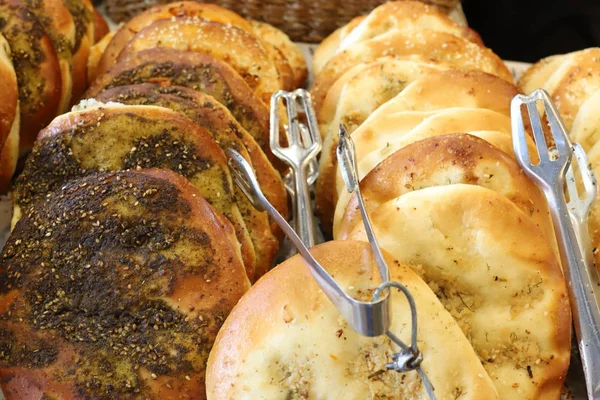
<box><xmin>292</xmin><ymin>162</ymin><xmax>317</xmax><ymax>248</ymax></box>
<box><xmin>547</xmin><ymin>185</ymin><xmax>600</xmax><ymax>399</ymax></box>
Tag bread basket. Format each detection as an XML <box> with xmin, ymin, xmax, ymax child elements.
<box><xmin>104</xmin><ymin>0</ymin><xmax>463</xmax><ymax>42</ymax></box>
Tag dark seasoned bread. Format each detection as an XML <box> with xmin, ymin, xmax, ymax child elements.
<box><xmin>0</xmin><ymin>169</ymin><xmax>250</xmax><ymax>399</ymax></box>
<box><xmin>95</xmin><ymin>84</ymin><xmax>287</xmax><ymax>245</ymax></box>
<box><xmin>0</xmin><ymin>0</ymin><xmax>62</xmax><ymax>153</ymax></box>
<box><xmin>21</xmin><ymin>0</ymin><xmax>75</xmax><ymax>114</ymax></box>
<box><xmin>117</xmin><ymin>17</ymin><xmax>283</xmax><ymax>105</ymax></box>
<box><xmin>86</xmin><ymin>48</ymin><xmax>271</xmax><ymax>160</ymax></box>
<box><xmin>13</xmin><ymin>104</ymin><xmax>279</xmax><ymax>281</ymax></box>
<box><xmin>63</xmin><ymin>0</ymin><xmax>94</xmax><ymax>104</ymax></box>
<box><xmin>0</xmin><ymin>33</ymin><xmax>18</xmax><ymax>192</ymax></box>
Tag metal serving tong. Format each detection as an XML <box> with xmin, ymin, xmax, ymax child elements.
<box><xmin>270</xmin><ymin>89</ymin><xmax>321</xmax><ymax>248</ymax></box>
<box><xmin>227</xmin><ymin>126</ymin><xmax>436</xmax><ymax>399</ymax></box>
<box><xmin>512</xmin><ymin>89</ymin><xmax>600</xmax><ymax>400</ymax></box>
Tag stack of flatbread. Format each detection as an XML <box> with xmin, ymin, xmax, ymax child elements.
<box><xmin>207</xmin><ymin>2</ymin><xmax>572</xmax><ymax>399</ymax></box>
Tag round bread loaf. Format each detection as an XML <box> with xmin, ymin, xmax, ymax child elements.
<box><xmin>315</xmin><ymin>59</ymin><xmax>445</xmax><ymax>231</ymax></box>
<box><xmin>319</xmin><ymin>106</ymin><xmax>513</xmax><ymax>233</ymax></box>
<box><xmin>539</xmin><ymin>48</ymin><xmax>600</xmax><ymax>132</ymax></box>
<box><xmin>310</xmin><ymin>28</ymin><xmax>513</xmax><ymax>112</ymax></box>
<box><xmin>335</xmin><ymin>134</ymin><xmax>557</xmax><ymax>259</ymax></box>
<box><xmin>0</xmin><ymin>169</ymin><xmax>250</xmax><ymax>399</ymax></box>
<box><xmin>87</xmin><ymin>31</ymin><xmax>114</xmax><ymax>84</ymax></box>
<box><xmin>86</xmin><ymin>48</ymin><xmax>271</xmax><ymax>159</ymax></box>
<box><xmin>21</xmin><ymin>0</ymin><xmax>75</xmax><ymax>114</ymax></box>
<box><xmin>94</xmin><ymin>1</ymin><xmax>294</xmax><ymax>90</ymax></box>
<box><xmin>312</xmin><ymin>16</ymin><xmax>364</xmax><ymax>75</ymax></box>
<box><xmin>13</xmin><ymin>104</ymin><xmax>280</xmax><ymax>282</ymax></box>
<box><xmin>316</xmin><ymin>68</ymin><xmax>519</xmax><ymax>232</ymax></box>
<box><xmin>94</xmin><ymin>83</ymin><xmax>287</xmax><ymax>248</ymax></box>
<box><xmin>571</xmin><ymin>89</ymin><xmax>600</xmax><ymax>151</ymax></box>
<box><xmin>117</xmin><ymin>17</ymin><xmax>283</xmax><ymax>105</ymax></box>
<box><xmin>0</xmin><ymin>0</ymin><xmax>62</xmax><ymax>153</ymax></box>
<box><xmin>347</xmin><ymin>184</ymin><xmax>571</xmax><ymax>400</ymax></box>
<box><xmin>207</xmin><ymin>240</ymin><xmax>500</xmax><ymax>400</ymax></box>
<box><xmin>95</xmin><ymin>1</ymin><xmax>254</xmax><ymax>79</ymax></box>
<box><xmin>517</xmin><ymin>54</ymin><xmax>565</xmax><ymax>95</ymax></box>
<box><xmin>0</xmin><ymin>33</ymin><xmax>18</xmax><ymax>192</ymax></box>
<box><xmin>63</xmin><ymin>0</ymin><xmax>94</xmax><ymax>105</ymax></box>
<box><xmin>314</xmin><ymin>0</ymin><xmax>482</xmax><ymax>72</ymax></box>
<box><xmin>250</xmin><ymin>20</ymin><xmax>307</xmax><ymax>87</ymax></box>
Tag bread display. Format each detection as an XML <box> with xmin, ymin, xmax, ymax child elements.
<box><xmin>0</xmin><ymin>0</ymin><xmax>590</xmax><ymax>398</ymax></box>
<box><xmin>207</xmin><ymin>240</ymin><xmax>500</xmax><ymax>399</ymax></box>
<box><xmin>0</xmin><ymin>169</ymin><xmax>250</xmax><ymax>399</ymax></box>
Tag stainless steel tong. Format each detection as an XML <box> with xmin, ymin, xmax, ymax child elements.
<box><xmin>512</xmin><ymin>89</ymin><xmax>600</xmax><ymax>400</ymax></box>
<box><xmin>227</xmin><ymin>125</ymin><xmax>436</xmax><ymax>398</ymax></box>
<box><xmin>270</xmin><ymin>89</ymin><xmax>321</xmax><ymax>248</ymax></box>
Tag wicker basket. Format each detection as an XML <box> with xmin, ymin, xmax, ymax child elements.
<box><xmin>104</xmin><ymin>0</ymin><xmax>462</xmax><ymax>43</ymax></box>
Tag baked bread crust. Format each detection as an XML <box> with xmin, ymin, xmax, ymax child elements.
<box><xmin>207</xmin><ymin>240</ymin><xmax>500</xmax><ymax>400</ymax></box>
<box><xmin>348</xmin><ymin>184</ymin><xmax>571</xmax><ymax>400</ymax></box>
<box><xmin>0</xmin><ymin>0</ymin><xmax>62</xmax><ymax>153</ymax></box>
<box><xmin>0</xmin><ymin>31</ymin><xmax>18</xmax><ymax>192</ymax></box>
<box><xmin>0</xmin><ymin>169</ymin><xmax>249</xmax><ymax>399</ymax></box>
<box><xmin>315</xmin><ymin>59</ymin><xmax>445</xmax><ymax>232</ymax></box>
<box><xmin>250</xmin><ymin>20</ymin><xmax>307</xmax><ymax>87</ymax></box>
<box><xmin>335</xmin><ymin>134</ymin><xmax>556</xmax><ymax>256</ymax></box>
<box><xmin>94</xmin><ymin>84</ymin><xmax>287</xmax><ymax>254</ymax></box>
<box><xmin>87</xmin><ymin>31</ymin><xmax>114</xmax><ymax>84</ymax></box>
<box><xmin>314</xmin><ymin>0</ymin><xmax>483</xmax><ymax>72</ymax></box>
<box><xmin>117</xmin><ymin>17</ymin><xmax>283</xmax><ymax>105</ymax></box>
<box><xmin>12</xmin><ymin>104</ymin><xmax>281</xmax><ymax>282</ymax></box>
<box><xmin>316</xmin><ymin>70</ymin><xmax>519</xmax><ymax>234</ymax></box>
<box><xmin>310</xmin><ymin>28</ymin><xmax>513</xmax><ymax>112</ymax></box>
<box><xmin>86</xmin><ymin>49</ymin><xmax>271</xmax><ymax>160</ymax></box>
<box><xmin>312</xmin><ymin>16</ymin><xmax>364</xmax><ymax>75</ymax></box>
<box><xmin>63</xmin><ymin>0</ymin><xmax>94</xmax><ymax>105</ymax></box>
<box><xmin>95</xmin><ymin>1</ymin><xmax>254</xmax><ymax>79</ymax></box>
<box><xmin>21</xmin><ymin>0</ymin><xmax>75</xmax><ymax>114</ymax></box>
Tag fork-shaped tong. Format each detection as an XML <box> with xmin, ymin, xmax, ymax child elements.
<box><xmin>270</xmin><ymin>89</ymin><xmax>321</xmax><ymax>248</ymax></box>
<box><xmin>512</xmin><ymin>89</ymin><xmax>600</xmax><ymax>399</ymax></box>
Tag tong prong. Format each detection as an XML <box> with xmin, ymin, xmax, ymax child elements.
<box><xmin>337</xmin><ymin>124</ymin><xmax>389</xmax><ymax>282</ymax></box>
<box><xmin>525</xmin><ymin>100</ymin><xmax>551</xmax><ymax>163</ymax></box>
<box><xmin>227</xmin><ymin>149</ymin><xmax>267</xmax><ymax>212</ymax></box>
<box><xmin>227</xmin><ymin>148</ymin><xmax>390</xmax><ymax>337</ymax></box>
